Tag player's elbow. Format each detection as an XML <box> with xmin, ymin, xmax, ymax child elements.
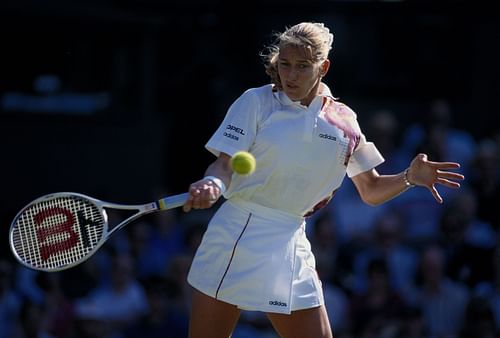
<box><xmin>361</xmin><ymin>196</ymin><xmax>383</xmax><ymax>207</ymax></box>
<box><xmin>352</xmin><ymin>169</ymin><xmax>383</xmax><ymax>207</ymax></box>
<box><xmin>358</xmin><ymin>192</ymin><xmax>382</xmax><ymax>206</ymax></box>
<box><xmin>357</xmin><ymin>185</ymin><xmax>384</xmax><ymax>206</ymax></box>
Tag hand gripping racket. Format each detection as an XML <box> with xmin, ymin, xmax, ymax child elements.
<box><xmin>9</xmin><ymin>192</ymin><xmax>188</xmax><ymax>272</ymax></box>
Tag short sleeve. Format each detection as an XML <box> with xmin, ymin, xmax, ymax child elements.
<box><xmin>346</xmin><ymin>133</ymin><xmax>385</xmax><ymax>178</ymax></box>
<box><xmin>205</xmin><ymin>89</ymin><xmax>260</xmax><ymax>157</ymax></box>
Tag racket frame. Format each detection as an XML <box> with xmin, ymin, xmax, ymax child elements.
<box><xmin>9</xmin><ymin>192</ymin><xmax>189</xmax><ymax>272</ymax></box>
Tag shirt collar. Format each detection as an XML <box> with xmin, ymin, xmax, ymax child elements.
<box><xmin>273</xmin><ymin>83</ymin><xmax>334</xmax><ymax>109</ymax></box>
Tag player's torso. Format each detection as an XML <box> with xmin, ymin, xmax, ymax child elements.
<box><xmin>246</xmin><ymin>100</ymin><xmax>350</xmax><ymax>215</ymax></box>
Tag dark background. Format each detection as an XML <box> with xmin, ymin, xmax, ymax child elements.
<box><xmin>1</xmin><ymin>1</ymin><xmax>499</xmax><ymax>243</ymax></box>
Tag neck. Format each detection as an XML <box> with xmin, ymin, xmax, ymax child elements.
<box><xmin>300</xmin><ymin>80</ymin><xmax>323</xmax><ymax>106</ymax></box>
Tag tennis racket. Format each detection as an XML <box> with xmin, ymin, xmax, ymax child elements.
<box><xmin>9</xmin><ymin>192</ymin><xmax>189</xmax><ymax>272</ymax></box>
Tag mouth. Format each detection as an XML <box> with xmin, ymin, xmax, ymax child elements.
<box><xmin>285</xmin><ymin>82</ymin><xmax>299</xmax><ymax>90</ymax></box>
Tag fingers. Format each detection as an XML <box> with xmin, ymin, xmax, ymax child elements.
<box><xmin>182</xmin><ymin>186</ymin><xmax>202</xmax><ymax>212</ymax></box>
<box><xmin>412</xmin><ymin>153</ymin><xmax>465</xmax><ymax>204</ymax></box>
<box><xmin>431</xmin><ymin>162</ymin><xmax>461</xmax><ymax>170</ymax></box>
<box><xmin>415</xmin><ymin>153</ymin><xmax>461</xmax><ymax>170</ymax></box>
<box><xmin>182</xmin><ymin>192</ymin><xmax>194</xmax><ymax>212</ymax></box>
<box><xmin>416</xmin><ymin>153</ymin><xmax>427</xmax><ymax>162</ymax></box>
<box><xmin>433</xmin><ymin>170</ymin><xmax>464</xmax><ymax>191</ymax></box>
<box><xmin>429</xmin><ymin>185</ymin><xmax>443</xmax><ymax>204</ymax></box>
<box><xmin>437</xmin><ymin>170</ymin><xmax>465</xmax><ymax>181</ymax></box>
<box><xmin>436</xmin><ymin>177</ymin><xmax>462</xmax><ymax>189</ymax></box>
<box><xmin>182</xmin><ymin>179</ymin><xmax>221</xmax><ymax>212</ymax></box>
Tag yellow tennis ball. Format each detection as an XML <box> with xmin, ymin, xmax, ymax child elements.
<box><xmin>230</xmin><ymin>151</ymin><xmax>256</xmax><ymax>175</ymax></box>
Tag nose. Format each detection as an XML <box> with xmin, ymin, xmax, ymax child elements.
<box><xmin>289</xmin><ymin>67</ymin><xmax>299</xmax><ymax>80</ymax></box>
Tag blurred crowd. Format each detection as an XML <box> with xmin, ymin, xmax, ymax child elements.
<box><xmin>1</xmin><ymin>98</ymin><xmax>499</xmax><ymax>338</ymax></box>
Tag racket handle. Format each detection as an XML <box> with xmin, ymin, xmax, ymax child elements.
<box><xmin>158</xmin><ymin>193</ymin><xmax>189</xmax><ymax>210</ymax></box>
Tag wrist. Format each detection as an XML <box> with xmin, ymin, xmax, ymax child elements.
<box><xmin>204</xmin><ymin>175</ymin><xmax>227</xmax><ymax>194</ymax></box>
<box><xmin>403</xmin><ymin>168</ymin><xmax>416</xmax><ymax>188</ymax></box>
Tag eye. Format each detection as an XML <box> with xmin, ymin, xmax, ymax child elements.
<box><xmin>297</xmin><ymin>63</ymin><xmax>312</xmax><ymax>70</ymax></box>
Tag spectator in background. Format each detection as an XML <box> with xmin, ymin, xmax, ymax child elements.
<box><xmin>326</xmin><ymin>182</ymin><xmax>390</xmax><ymax>249</ymax></box>
<box><xmin>453</xmin><ymin>188</ymin><xmax>496</xmax><ymax>250</ymax></box>
<box><xmin>162</xmin><ymin>253</ymin><xmax>193</xmax><ymax>332</ymax></box>
<box><xmin>349</xmin><ymin>257</ymin><xmax>407</xmax><ymax>337</ymax></box>
<box><xmin>183</xmin><ymin>222</ymin><xmax>207</xmax><ymax>259</ymax></box>
<box><xmin>388</xmin><ymin>180</ymin><xmax>445</xmax><ymax>248</ymax></box>
<box><xmin>72</xmin><ymin>307</ymin><xmax>112</xmax><ymax>338</ymax></box>
<box><xmin>396</xmin><ymin>306</ymin><xmax>429</xmax><ymax>338</ymax></box>
<box><xmin>309</xmin><ymin>211</ymin><xmax>351</xmax><ymax>333</ymax></box>
<box><xmin>469</xmin><ymin>138</ymin><xmax>500</xmax><ymax>231</ymax></box>
<box><xmin>12</xmin><ymin>299</ymin><xmax>56</xmax><ymax>338</ymax></box>
<box><xmin>363</xmin><ymin>109</ymin><xmax>409</xmax><ymax>174</ymax></box>
<box><xmin>134</xmin><ymin>209</ymin><xmax>186</xmax><ymax>279</ymax></box>
<box><xmin>351</xmin><ymin>209</ymin><xmax>418</xmax><ymax>294</ymax></box>
<box><xmin>0</xmin><ymin>259</ymin><xmax>21</xmax><ymax>338</ymax></box>
<box><xmin>14</xmin><ymin>266</ymin><xmax>44</xmax><ymax>306</ymax></box>
<box><xmin>59</xmin><ymin>254</ymin><xmax>106</xmax><ymax>301</ymax></box>
<box><xmin>406</xmin><ymin>244</ymin><xmax>470</xmax><ymax>337</ymax></box>
<box><xmin>309</xmin><ymin>211</ymin><xmax>341</xmax><ymax>284</ymax></box>
<box><xmin>403</xmin><ymin>98</ymin><xmax>476</xmax><ymax>178</ymax></box>
<box><xmin>484</xmin><ymin>244</ymin><xmax>500</xmax><ymax>332</ymax></box>
<box><xmin>35</xmin><ymin>273</ymin><xmax>75</xmax><ymax>338</ymax></box>
<box><xmin>438</xmin><ymin>190</ymin><xmax>496</xmax><ymax>290</ymax></box>
<box><xmin>125</xmin><ymin>275</ymin><xmax>188</xmax><ymax>338</ymax></box>
<box><xmin>73</xmin><ymin>252</ymin><xmax>148</xmax><ymax>336</ymax></box>
<box><xmin>459</xmin><ymin>296</ymin><xmax>497</xmax><ymax>338</ymax></box>
<box><xmin>127</xmin><ymin>220</ymin><xmax>155</xmax><ymax>278</ymax></box>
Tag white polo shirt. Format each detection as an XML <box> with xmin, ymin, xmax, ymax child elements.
<box><xmin>206</xmin><ymin>83</ymin><xmax>384</xmax><ymax>216</ymax></box>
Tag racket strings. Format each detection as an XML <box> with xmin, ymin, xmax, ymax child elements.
<box><xmin>12</xmin><ymin>196</ymin><xmax>105</xmax><ymax>270</ymax></box>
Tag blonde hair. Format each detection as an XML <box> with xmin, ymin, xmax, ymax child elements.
<box><xmin>261</xmin><ymin>22</ymin><xmax>334</xmax><ymax>90</ymax></box>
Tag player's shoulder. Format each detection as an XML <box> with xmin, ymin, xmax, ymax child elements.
<box><xmin>242</xmin><ymin>84</ymin><xmax>274</xmax><ymax>99</ymax></box>
<box><xmin>329</xmin><ymin>99</ymin><xmax>358</xmax><ymax>119</ymax></box>
<box><xmin>237</xmin><ymin>84</ymin><xmax>274</xmax><ymax>107</ymax></box>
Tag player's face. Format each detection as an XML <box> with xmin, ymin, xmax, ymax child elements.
<box><xmin>278</xmin><ymin>45</ymin><xmax>328</xmax><ymax>106</ymax></box>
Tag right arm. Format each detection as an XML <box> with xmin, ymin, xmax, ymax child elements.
<box><xmin>183</xmin><ymin>88</ymin><xmax>261</xmax><ymax>212</ymax></box>
<box><xmin>182</xmin><ymin>152</ymin><xmax>233</xmax><ymax>212</ymax></box>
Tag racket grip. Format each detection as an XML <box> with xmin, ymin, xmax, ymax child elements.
<box><xmin>158</xmin><ymin>193</ymin><xmax>189</xmax><ymax>210</ymax></box>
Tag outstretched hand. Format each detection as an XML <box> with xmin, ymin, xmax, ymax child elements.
<box><xmin>407</xmin><ymin>153</ymin><xmax>465</xmax><ymax>203</ymax></box>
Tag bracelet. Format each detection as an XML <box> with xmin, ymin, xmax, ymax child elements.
<box><xmin>403</xmin><ymin>168</ymin><xmax>416</xmax><ymax>188</ymax></box>
<box><xmin>204</xmin><ymin>176</ymin><xmax>227</xmax><ymax>194</ymax></box>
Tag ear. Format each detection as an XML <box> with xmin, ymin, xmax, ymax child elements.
<box><xmin>320</xmin><ymin>59</ymin><xmax>330</xmax><ymax>77</ymax></box>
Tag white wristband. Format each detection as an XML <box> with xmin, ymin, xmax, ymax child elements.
<box><xmin>204</xmin><ymin>176</ymin><xmax>227</xmax><ymax>194</ymax></box>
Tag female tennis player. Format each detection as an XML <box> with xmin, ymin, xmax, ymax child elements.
<box><xmin>182</xmin><ymin>22</ymin><xmax>464</xmax><ymax>338</ymax></box>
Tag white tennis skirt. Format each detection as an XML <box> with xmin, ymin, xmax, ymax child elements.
<box><xmin>187</xmin><ymin>197</ymin><xmax>324</xmax><ymax>314</ymax></box>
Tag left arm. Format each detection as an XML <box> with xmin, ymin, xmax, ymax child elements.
<box><xmin>351</xmin><ymin>153</ymin><xmax>464</xmax><ymax>206</ymax></box>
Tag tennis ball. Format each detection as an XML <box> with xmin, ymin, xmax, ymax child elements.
<box><xmin>230</xmin><ymin>151</ymin><xmax>256</xmax><ymax>175</ymax></box>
